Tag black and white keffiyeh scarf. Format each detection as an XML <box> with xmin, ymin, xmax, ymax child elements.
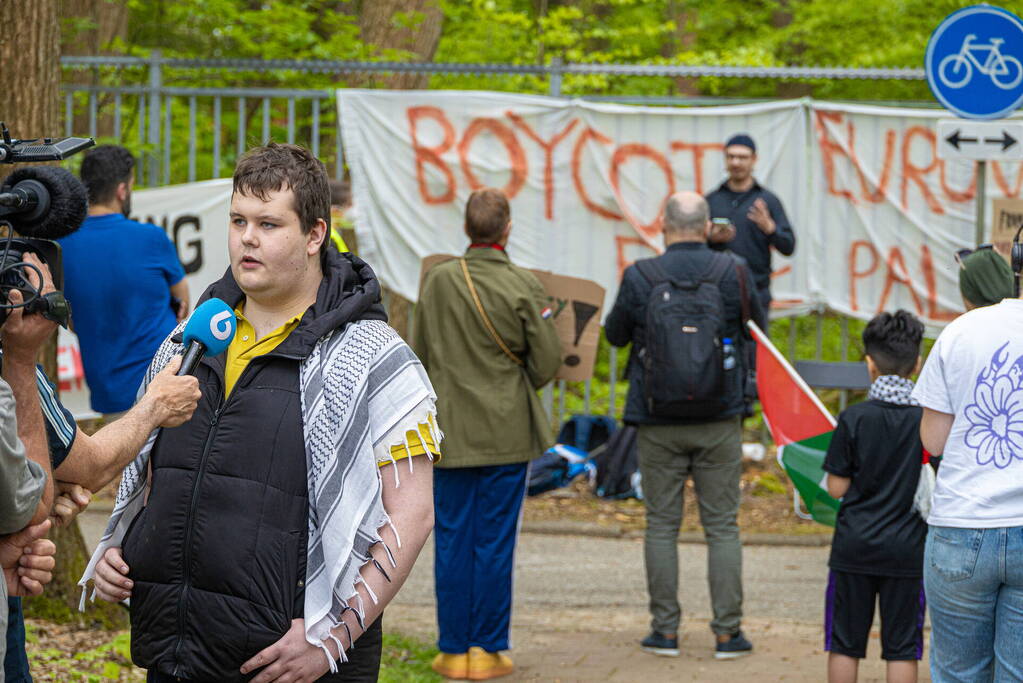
<box><xmin>79</xmin><ymin>318</ymin><xmax>440</xmax><ymax>671</ymax></box>
<box><xmin>867</xmin><ymin>374</ymin><xmax>918</xmax><ymax>406</ymax></box>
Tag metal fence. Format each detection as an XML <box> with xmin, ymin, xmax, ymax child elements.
<box><xmin>60</xmin><ymin>54</ymin><xmax>898</xmax><ymax>427</ymax></box>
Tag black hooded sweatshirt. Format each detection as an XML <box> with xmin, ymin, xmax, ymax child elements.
<box><xmin>121</xmin><ymin>250</ymin><xmax>386</xmax><ymax>681</ymax></box>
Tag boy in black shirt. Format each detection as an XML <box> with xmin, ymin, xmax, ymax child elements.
<box><xmin>822</xmin><ymin>310</ymin><xmax>928</xmax><ymax>683</ymax></box>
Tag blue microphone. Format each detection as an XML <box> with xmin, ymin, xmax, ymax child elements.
<box><xmin>176</xmin><ymin>298</ymin><xmax>237</xmax><ymax>376</ymax></box>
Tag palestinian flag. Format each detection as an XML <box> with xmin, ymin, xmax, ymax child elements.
<box><xmin>748</xmin><ymin>322</ymin><xmax>840</xmax><ymax>526</ymax></box>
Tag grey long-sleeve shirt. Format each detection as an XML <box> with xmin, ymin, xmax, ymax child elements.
<box><xmin>0</xmin><ymin>376</ymin><xmax>45</xmax><ymax>535</ymax></box>
<box><xmin>0</xmin><ymin>375</ymin><xmax>46</xmax><ymax>679</ymax></box>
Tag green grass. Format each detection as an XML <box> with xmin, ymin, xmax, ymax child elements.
<box><xmin>27</xmin><ymin>623</ymin><xmax>443</xmax><ymax>682</ymax></box>
<box><xmin>26</xmin><ymin>624</ymin><xmax>142</xmax><ymax>682</ymax></box>
<box><xmin>379</xmin><ymin>632</ymin><xmax>444</xmax><ymax>682</ymax></box>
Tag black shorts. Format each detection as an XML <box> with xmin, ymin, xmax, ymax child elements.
<box><xmin>146</xmin><ymin>613</ymin><xmax>383</xmax><ymax>683</ymax></box>
<box><xmin>823</xmin><ymin>570</ymin><xmax>925</xmax><ymax>661</ymax></box>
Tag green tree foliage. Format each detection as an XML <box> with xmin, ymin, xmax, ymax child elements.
<box><xmin>60</xmin><ymin>0</ymin><xmax>979</xmax><ymax>186</ymax></box>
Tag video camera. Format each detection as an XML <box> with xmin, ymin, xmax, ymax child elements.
<box><xmin>0</xmin><ymin>122</ymin><xmax>94</xmax><ymax>329</ymax></box>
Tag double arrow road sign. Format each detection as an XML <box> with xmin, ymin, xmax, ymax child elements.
<box><xmin>937</xmin><ymin>119</ymin><xmax>1023</xmax><ymax>161</ymax></box>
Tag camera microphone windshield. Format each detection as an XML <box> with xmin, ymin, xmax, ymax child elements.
<box><xmin>178</xmin><ymin>298</ymin><xmax>237</xmax><ymax>376</ymax></box>
<box><xmin>0</xmin><ymin>166</ymin><xmax>88</xmax><ymax>239</ymax></box>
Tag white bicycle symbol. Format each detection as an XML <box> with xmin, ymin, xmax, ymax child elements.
<box><xmin>939</xmin><ymin>34</ymin><xmax>1023</xmax><ymax>90</ymax></box>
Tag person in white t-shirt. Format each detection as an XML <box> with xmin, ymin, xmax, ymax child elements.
<box><xmin>913</xmin><ymin>297</ymin><xmax>1023</xmax><ymax>681</ymax></box>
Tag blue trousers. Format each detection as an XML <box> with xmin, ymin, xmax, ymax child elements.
<box><xmin>5</xmin><ymin>598</ymin><xmax>31</xmax><ymax>682</ymax></box>
<box><xmin>433</xmin><ymin>463</ymin><xmax>527</xmax><ymax>654</ymax></box>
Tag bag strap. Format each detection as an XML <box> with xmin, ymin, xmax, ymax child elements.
<box><xmin>732</xmin><ymin>261</ymin><xmax>752</xmax><ymax>332</ymax></box>
<box><xmin>702</xmin><ymin>252</ymin><xmax>734</xmax><ymax>286</ymax></box>
<box><xmin>634</xmin><ymin>257</ymin><xmax>672</xmax><ymax>287</ymax></box>
<box><xmin>459</xmin><ymin>258</ymin><xmax>525</xmax><ymax>367</ymax></box>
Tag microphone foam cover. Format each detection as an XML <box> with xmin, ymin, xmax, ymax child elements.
<box><xmin>6</xmin><ymin>166</ymin><xmax>88</xmax><ymax>239</ymax></box>
<box><xmin>183</xmin><ymin>298</ymin><xmax>236</xmax><ymax>357</ymax></box>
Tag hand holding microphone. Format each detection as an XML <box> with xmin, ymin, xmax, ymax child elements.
<box><xmin>138</xmin><ymin>299</ymin><xmax>236</xmax><ymax>428</ymax></box>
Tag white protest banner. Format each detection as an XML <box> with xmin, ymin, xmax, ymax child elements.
<box><xmin>339</xmin><ymin>90</ymin><xmax>811</xmax><ymax>317</ymax></box>
<box><xmin>340</xmin><ymin>90</ymin><xmax>1023</xmax><ymax>330</ymax></box>
<box><xmin>809</xmin><ymin>102</ymin><xmax>1023</xmax><ymax>327</ymax></box>
<box><xmin>58</xmin><ymin>178</ymin><xmax>234</xmax><ymax>418</ymax></box>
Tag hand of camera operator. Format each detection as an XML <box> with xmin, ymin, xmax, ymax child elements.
<box><xmin>1</xmin><ymin>518</ymin><xmax>56</xmax><ymax>598</ymax></box>
<box><xmin>54</xmin><ymin>355</ymin><xmax>201</xmax><ymax>493</ymax></box>
<box><xmin>50</xmin><ymin>481</ymin><xmax>92</xmax><ymax>528</ymax></box>
<box><xmin>1</xmin><ymin>253</ymin><xmax>57</xmax><ymax>525</ymax></box>
<box><xmin>3</xmin><ymin>252</ymin><xmax>58</xmax><ymax>363</ymax></box>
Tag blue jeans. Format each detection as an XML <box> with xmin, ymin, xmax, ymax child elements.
<box><xmin>925</xmin><ymin>525</ymin><xmax>1023</xmax><ymax>682</ymax></box>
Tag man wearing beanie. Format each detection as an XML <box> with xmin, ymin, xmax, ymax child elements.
<box><xmin>706</xmin><ymin>133</ymin><xmax>796</xmax><ymax>311</ymax></box>
<box><xmin>958</xmin><ymin>248</ymin><xmax>1015</xmax><ymax>310</ymax></box>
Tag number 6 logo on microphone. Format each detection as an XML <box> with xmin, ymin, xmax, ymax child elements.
<box><xmin>210</xmin><ymin>310</ymin><xmax>234</xmax><ymax>341</ymax></box>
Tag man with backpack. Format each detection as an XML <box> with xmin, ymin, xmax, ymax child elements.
<box><xmin>605</xmin><ymin>191</ymin><xmax>765</xmax><ymax>661</ymax></box>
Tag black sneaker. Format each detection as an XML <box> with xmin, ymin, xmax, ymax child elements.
<box><xmin>714</xmin><ymin>631</ymin><xmax>753</xmax><ymax>660</ymax></box>
<box><xmin>640</xmin><ymin>631</ymin><xmax>680</xmax><ymax>657</ymax></box>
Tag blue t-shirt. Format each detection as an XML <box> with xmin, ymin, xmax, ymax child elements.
<box><xmin>59</xmin><ymin>213</ymin><xmax>185</xmax><ymax>413</ymax></box>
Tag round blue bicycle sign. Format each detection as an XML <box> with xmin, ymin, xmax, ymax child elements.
<box><xmin>926</xmin><ymin>5</ymin><xmax>1023</xmax><ymax>120</ymax></box>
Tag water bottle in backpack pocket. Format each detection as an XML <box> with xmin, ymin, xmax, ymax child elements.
<box><xmin>635</xmin><ymin>255</ymin><xmax>735</xmax><ymax>419</ymax></box>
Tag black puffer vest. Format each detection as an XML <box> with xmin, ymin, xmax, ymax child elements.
<box><xmin>122</xmin><ymin>252</ymin><xmax>386</xmax><ymax>681</ymax></box>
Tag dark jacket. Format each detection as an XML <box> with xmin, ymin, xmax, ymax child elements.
<box><xmin>604</xmin><ymin>242</ymin><xmax>766</xmax><ymax>425</ymax></box>
<box><xmin>705</xmin><ymin>180</ymin><xmax>795</xmax><ymax>295</ymax></box>
<box><xmin>123</xmin><ymin>251</ymin><xmax>385</xmax><ymax>682</ymax></box>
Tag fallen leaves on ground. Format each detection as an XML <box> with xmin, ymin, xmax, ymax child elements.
<box><xmin>25</xmin><ymin>620</ymin><xmax>144</xmax><ymax>682</ymax></box>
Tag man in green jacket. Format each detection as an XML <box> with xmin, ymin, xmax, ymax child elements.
<box><xmin>413</xmin><ymin>187</ymin><xmax>562</xmax><ymax>681</ymax></box>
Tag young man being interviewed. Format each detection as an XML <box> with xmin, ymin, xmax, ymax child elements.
<box><xmin>82</xmin><ymin>143</ymin><xmax>439</xmax><ymax>683</ymax></box>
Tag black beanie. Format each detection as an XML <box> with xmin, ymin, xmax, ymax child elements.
<box><xmin>725</xmin><ymin>133</ymin><xmax>756</xmax><ymax>153</ymax></box>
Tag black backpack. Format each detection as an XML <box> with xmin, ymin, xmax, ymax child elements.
<box><xmin>635</xmin><ymin>253</ymin><xmax>735</xmax><ymax>419</ymax></box>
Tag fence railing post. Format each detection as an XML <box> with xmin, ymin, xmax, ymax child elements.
<box><xmin>147</xmin><ymin>50</ymin><xmax>162</xmax><ymax>187</ymax></box>
<box><xmin>548</xmin><ymin>57</ymin><xmax>564</xmax><ymax>97</ymax></box>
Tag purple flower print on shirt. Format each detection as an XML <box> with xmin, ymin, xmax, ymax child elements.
<box><xmin>964</xmin><ymin>342</ymin><xmax>1023</xmax><ymax>468</ymax></box>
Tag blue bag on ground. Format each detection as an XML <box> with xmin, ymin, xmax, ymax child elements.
<box><xmin>556</xmin><ymin>414</ymin><xmax>617</xmax><ymax>452</ymax></box>
<box><xmin>527</xmin><ymin>444</ymin><xmax>596</xmax><ymax>496</ymax></box>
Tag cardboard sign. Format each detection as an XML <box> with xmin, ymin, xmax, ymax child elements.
<box><xmin>992</xmin><ymin>198</ymin><xmax>1023</xmax><ymax>245</ymax></box>
<box><xmin>418</xmin><ymin>254</ymin><xmax>605</xmax><ymax>382</ymax></box>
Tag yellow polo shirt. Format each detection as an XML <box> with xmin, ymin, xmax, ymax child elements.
<box><xmin>225</xmin><ymin>306</ymin><xmax>436</xmax><ymax>465</ymax></box>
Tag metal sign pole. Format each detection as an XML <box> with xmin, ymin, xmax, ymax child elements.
<box><xmin>976</xmin><ymin>159</ymin><xmax>987</xmax><ymax>246</ymax></box>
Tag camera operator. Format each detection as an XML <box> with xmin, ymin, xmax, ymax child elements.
<box><xmin>2</xmin><ymin>255</ymin><xmax>201</xmax><ymax>682</ymax></box>
<box><xmin>0</xmin><ymin>253</ymin><xmax>59</xmax><ymax>675</ymax></box>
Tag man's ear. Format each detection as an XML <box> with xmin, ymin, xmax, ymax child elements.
<box><xmin>307</xmin><ymin>218</ymin><xmax>328</xmax><ymax>256</ymax></box>
<box><xmin>116</xmin><ymin>181</ymin><xmax>129</xmax><ymax>204</ymax></box>
<box><xmin>702</xmin><ymin>219</ymin><xmax>712</xmax><ymax>239</ymax></box>
<box><xmin>501</xmin><ymin>221</ymin><xmax>512</xmax><ymax>241</ymax></box>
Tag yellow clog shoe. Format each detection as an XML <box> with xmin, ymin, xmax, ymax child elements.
<box><xmin>431</xmin><ymin>651</ymin><xmax>469</xmax><ymax>679</ymax></box>
<box><xmin>467</xmin><ymin>646</ymin><xmax>514</xmax><ymax>680</ymax></box>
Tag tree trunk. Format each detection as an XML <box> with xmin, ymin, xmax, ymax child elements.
<box><xmin>354</xmin><ymin>0</ymin><xmax>443</xmax><ymax>330</ymax></box>
<box><xmin>61</xmin><ymin>0</ymin><xmax>130</xmax><ymax>140</ymax></box>
<box><xmin>666</xmin><ymin>1</ymin><xmax>700</xmax><ymax>96</ymax></box>
<box><xmin>357</xmin><ymin>0</ymin><xmax>444</xmax><ymax>89</ymax></box>
<box><xmin>0</xmin><ymin>0</ymin><xmax>61</xmax><ymax>168</ymax></box>
<box><xmin>771</xmin><ymin>1</ymin><xmax>812</xmax><ymax>98</ymax></box>
<box><xmin>60</xmin><ymin>0</ymin><xmax>129</xmax><ymax>55</ymax></box>
<box><xmin>0</xmin><ymin>0</ymin><xmax>127</xmax><ymax>629</ymax></box>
